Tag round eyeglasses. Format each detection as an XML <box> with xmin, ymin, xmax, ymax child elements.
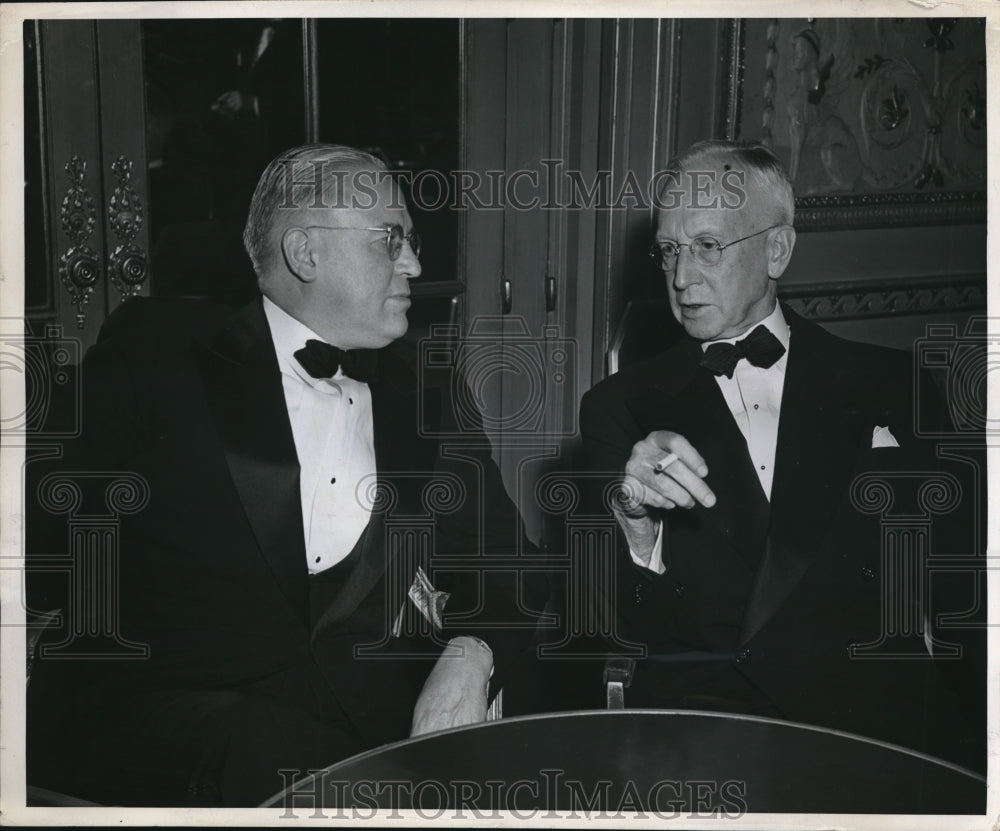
<box><xmin>305</xmin><ymin>223</ymin><xmax>421</xmax><ymax>261</ymax></box>
<box><xmin>648</xmin><ymin>224</ymin><xmax>782</xmax><ymax>272</ymax></box>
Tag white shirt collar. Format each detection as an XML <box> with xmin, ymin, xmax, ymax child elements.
<box><xmin>700</xmin><ymin>302</ymin><xmax>790</xmax><ymax>352</ymax></box>
<box><xmin>262</xmin><ymin>295</ymin><xmax>343</xmax><ymax>384</ymax></box>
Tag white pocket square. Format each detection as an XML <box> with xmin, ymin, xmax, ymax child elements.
<box><xmin>391</xmin><ymin>566</ymin><xmax>449</xmax><ymax>637</ymax></box>
<box><xmin>872</xmin><ymin>425</ymin><xmax>900</xmax><ymax>448</ymax></box>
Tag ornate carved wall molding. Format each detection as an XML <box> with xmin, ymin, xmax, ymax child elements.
<box><xmin>761</xmin><ymin>20</ymin><xmax>779</xmax><ymax>146</ymax></box>
<box><xmin>780</xmin><ymin>273</ymin><xmax>985</xmax><ymax>321</ymax></box>
<box><xmin>793</xmin><ymin>190</ymin><xmax>985</xmax><ymax>229</ymax></box>
<box><xmin>719</xmin><ymin>19</ymin><xmax>745</xmax><ymax>139</ymax></box>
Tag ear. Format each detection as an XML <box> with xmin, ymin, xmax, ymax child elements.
<box><xmin>765</xmin><ymin>225</ymin><xmax>796</xmax><ymax>280</ymax></box>
<box><xmin>281</xmin><ymin>228</ymin><xmax>318</xmax><ymax>283</ymax></box>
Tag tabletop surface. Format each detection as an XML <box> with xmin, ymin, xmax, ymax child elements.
<box><xmin>263</xmin><ymin>709</ymin><xmax>986</xmax><ymax>815</ymax></box>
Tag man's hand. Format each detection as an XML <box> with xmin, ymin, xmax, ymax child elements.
<box><xmin>211</xmin><ymin>90</ymin><xmax>253</xmax><ymax>118</ymax></box>
<box><xmin>615</xmin><ymin>430</ymin><xmax>716</xmax><ymax>565</ymax></box>
<box><xmin>410</xmin><ymin>636</ymin><xmax>492</xmax><ymax>737</ymax></box>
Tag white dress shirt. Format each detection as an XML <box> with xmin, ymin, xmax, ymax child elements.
<box><xmin>706</xmin><ymin>303</ymin><xmax>790</xmax><ymax>500</ymax></box>
<box><xmin>632</xmin><ymin>303</ymin><xmax>791</xmax><ymax>575</ymax></box>
<box><xmin>263</xmin><ymin>300</ymin><xmax>499</xmax><ymax>697</ymax></box>
<box><xmin>262</xmin><ymin>297</ymin><xmax>376</xmax><ymax>574</ymax></box>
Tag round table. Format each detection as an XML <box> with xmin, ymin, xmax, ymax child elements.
<box><xmin>262</xmin><ymin>709</ymin><xmax>985</xmax><ymax>815</ymax></box>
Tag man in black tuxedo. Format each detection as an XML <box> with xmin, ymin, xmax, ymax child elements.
<box><xmin>27</xmin><ymin>144</ymin><xmax>528</xmax><ymax>805</ymax></box>
<box><xmin>578</xmin><ymin>140</ymin><xmax>984</xmax><ymax>771</ymax></box>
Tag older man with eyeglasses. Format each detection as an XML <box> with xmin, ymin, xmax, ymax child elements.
<box><xmin>576</xmin><ymin>139</ymin><xmax>984</xmax><ymax>773</ymax></box>
<box><xmin>27</xmin><ymin>144</ymin><xmax>529</xmax><ymax>806</ymax></box>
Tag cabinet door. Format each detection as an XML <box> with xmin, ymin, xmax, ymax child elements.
<box><xmin>461</xmin><ymin>19</ymin><xmax>570</xmax><ymax>546</ymax></box>
<box><xmin>28</xmin><ymin>18</ymin><xmax>317</xmax><ymax>348</ymax></box>
<box><xmin>460</xmin><ymin>19</ymin><xmax>679</xmax><ymax>546</ymax></box>
<box><xmin>30</xmin><ymin>20</ymin><xmax>151</xmax><ymax>349</ymax></box>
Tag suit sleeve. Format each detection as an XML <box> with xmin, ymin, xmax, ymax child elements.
<box><xmin>26</xmin><ymin>313</ymin><xmax>152</xmax><ymax>613</ymax></box>
<box><xmin>867</xmin><ymin>345</ymin><xmax>986</xmax><ymax>728</ymax></box>
<box><xmin>422</xmin><ymin>374</ymin><xmax>544</xmax><ymax>691</ymax></box>
<box><xmin>912</xmin><ymin>362</ymin><xmax>986</xmax><ymax>719</ymax></box>
<box><xmin>576</xmin><ymin>383</ymin><xmax>677</xmax><ymax>668</ymax></box>
<box><xmin>579</xmin><ymin>385</ymin><xmax>667</xmax><ymax>576</ymax></box>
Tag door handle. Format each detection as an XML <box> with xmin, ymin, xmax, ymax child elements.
<box><xmin>544</xmin><ymin>274</ymin><xmax>557</xmax><ymax>313</ymax></box>
<box><xmin>106</xmin><ymin>155</ymin><xmax>148</xmax><ymax>302</ymax></box>
<box><xmin>58</xmin><ymin>155</ymin><xmax>100</xmax><ymax>328</ymax></box>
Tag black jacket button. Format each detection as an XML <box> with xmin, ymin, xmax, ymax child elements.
<box><xmin>633</xmin><ymin>584</ymin><xmax>643</xmax><ymax>605</ymax></box>
<box><xmin>860</xmin><ymin>566</ymin><xmax>876</xmax><ymax>581</ymax></box>
<box><xmin>674</xmin><ymin>582</ymin><xmax>686</xmax><ymax>597</ymax></box>
<box><xmin>736</xmin><ymin>647</ymin><xmax>751</xmax><ymax>665</ymax></box>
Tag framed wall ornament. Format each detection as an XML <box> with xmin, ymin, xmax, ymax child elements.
<box><xmin>723</xmin><ymin>17</ymin><xmax>986</xmax><ymax>230</ymax></box>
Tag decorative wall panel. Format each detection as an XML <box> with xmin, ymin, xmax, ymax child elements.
<box><xmin>726</xmin><ymin>18</ymin><xmax>986</xmax><ymax>229</ymax></box>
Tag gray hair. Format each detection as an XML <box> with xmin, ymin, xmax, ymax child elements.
<box><xmin>242</xmin><ymin>143</ymin><xmax>387</xmax><ymax>277</ymax></box>
<box><xmin>663</xmin><ymin>139</ymin><xmax>795</xmax><ymax>224</ymax></box>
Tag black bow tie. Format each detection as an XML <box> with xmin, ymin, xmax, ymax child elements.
<box><xmin>699</xmin><ymin>325</ymin><xmax>785</xmax><ymax>379</ymax></box>
<box><xmin>293</xmin><ymin>339</ymin><xmax>377</xmax><ymax>382</ymax></box>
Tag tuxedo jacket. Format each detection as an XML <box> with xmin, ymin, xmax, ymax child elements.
<box><xmin>28</xmin><ymin>297</ymin><xmax>530</xmax><ymax>752</ymax></box>
<box><xmin>578</xmin><ymin>306</ymin><xmax>985</xmax><ymax>770</ymax></box>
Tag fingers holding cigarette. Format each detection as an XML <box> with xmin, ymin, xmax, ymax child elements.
<box><xmin>653</xmin><ymin>451</ymin><xmax>679</xmax><ymax>473</ymax></box>
<box><xmin>620</xmin><ymin>431</ymin><xmax>716</xmax><ymax>514</ymax></box>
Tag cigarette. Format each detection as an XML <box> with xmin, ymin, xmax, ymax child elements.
<box><xmin>653</xmin><ymin>452</ymin><xmax>679</xmax><ymax>473</ymax></box>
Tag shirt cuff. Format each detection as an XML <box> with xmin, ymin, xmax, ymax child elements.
<box><xmin>628</xmin><ymin>520</ymin><xmax>665</xmax><ymax>575</ymax></box>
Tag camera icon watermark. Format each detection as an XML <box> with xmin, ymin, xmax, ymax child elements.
<box><xmin>0</xmin><ymin>319</ymin><xmax>81</xmax><ymax>438</ymax></box>
<box><xmin>417</xmin><ymin>317</ymin><xmax>577</xmax><ymax>440</ymax></box>
<box><xmin>914</xmin><ymin>317</ymin><xmax>998</xmax><ymax>438</ymax></box>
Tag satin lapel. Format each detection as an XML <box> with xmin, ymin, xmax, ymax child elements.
<box><xmin>629</xmin><ymin>342</ymin><xmax>769</xmax><ymax>567</ymax></box>
<box><xmin>313</xmin><ymin>352</ymin><xmax>421</xmax><ymax>631</ymax></box>
<box><xmin>198</xmin><ymin>298</ymin><xmax>309</xmax><ymax>625</ymax></box>
<box><xmin>740</xmin><ymin>311</ymin><xmax>868</xmax><ymax>643</ymax></box>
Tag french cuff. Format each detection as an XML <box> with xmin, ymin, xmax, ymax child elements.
<box><xmin>628</xmin><ymin>520</ymin><xmax>665</xmax><ymax>575</ymax></box>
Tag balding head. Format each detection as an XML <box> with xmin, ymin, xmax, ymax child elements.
<box><xmin>240</xmin><ymin>143</ymin><xmax>420</xmax><ymax>349</ymax></box>
<box><xmin>653</xmin><ymin>139</ymin><xmax>797</xmax><ymax>340</ymax></box>
<box><xmin>659</xmin><ymin>139</ymin><xmax>795</xmax><ymax>226</ymax></box>
<box><xmin>243</xmin><ymin>144</ymin><xmax>389</xmax><ymax>282</ymax></box>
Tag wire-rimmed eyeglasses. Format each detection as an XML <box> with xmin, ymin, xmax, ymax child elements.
<box><xmin>648</xmin><ymin>225</ymin><xmax>782</xmax><ymax>272</ymax></box>
<box><xmin>304</xmin><ymin>223</ymin><xmax>421</xmax><ymax>261</ymax></box>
